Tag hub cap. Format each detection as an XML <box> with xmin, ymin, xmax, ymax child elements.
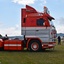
<box><xmin>31</xmin><ymin>42</ymin><xmax>39</xmax><ymax>51</ymax></box>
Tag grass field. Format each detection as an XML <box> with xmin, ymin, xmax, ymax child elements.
<box><xmin>0</xmin><ymin>42</ymin><xmax>64</xmax><ymax>64</ymax></box>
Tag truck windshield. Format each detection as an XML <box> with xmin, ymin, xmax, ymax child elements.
<box><xmin>49</xmin><ymin>21</ymin><xmax>54</xmax><ymax>27</ymax></box>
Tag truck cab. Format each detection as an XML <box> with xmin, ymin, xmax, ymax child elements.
<box><xmin>21</xmin><ymin>5</ymin><xmax>57</xmax><ymax>51</ymax></box>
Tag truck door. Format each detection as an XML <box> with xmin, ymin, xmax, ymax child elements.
<box><xmin>22</xmin><ymin>17</ymin><xmax>36</xmax><ymax>36</ymax></box>
<box><xmin>36</xmin><ymin>18</ymin><xmax>50</xmax><ymax>42</ymax></box>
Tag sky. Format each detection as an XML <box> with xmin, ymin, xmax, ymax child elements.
<box><xmin>0</xmin><ymin>0</ymin><xmax>64</xmax><ymax>36</ymax></box>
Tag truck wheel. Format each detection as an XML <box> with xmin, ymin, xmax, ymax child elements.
<box><xmin>28</xmin><ymin>40</ymin><xmax>42</xmax><ymax>52</ymax></box>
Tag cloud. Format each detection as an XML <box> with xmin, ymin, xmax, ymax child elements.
<box><xmin>40</xmin><ymin>0</ymin><xmax>47</xmax><ymax>6</ymax></box>
<box><xmin>58</xmin><ymin>17</ymin><xmax>64</xmax><ymax>25</ymax></box>
<box><xmin>12</xmin><ymin>0</ymin><xmax>47</xmax><ymax>5</ymax></box>
<box><xmin>12</xmin><ymin>0</ymin><xmax>36</xmax><ymax>5</ymax></box>
<box><xmin>56</xmin><ymin>25</ymin><xmax>64</xmax><ymax>33</ymax></box>
<box><xmin>54</xmin><ymin>17</ymin><xmax>64</xmax><ymax>33</ymax></box>
<box><xmin>43</xmin><ymin>0</ymin><xmax>47</xmax><ymax>4</ymax></box>
<box><xmin>0</xmin><ymin>22</ymin><xmax>4</xmax><ymax>27</ymax></box>
<box><xmin>0</xmin><ymin>24</ymin><xmax>21</xmax><ymax>36</ymax></box>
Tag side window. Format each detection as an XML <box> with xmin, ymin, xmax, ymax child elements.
<box><xmin>37</xmin><ymin>18</ymin><xmax>44</xmax><ymax>26</ymax></box>
<box><xmin>23</xmin><ymin>18</ymin><xmax>26</xmax><ymax>23</ymax></box>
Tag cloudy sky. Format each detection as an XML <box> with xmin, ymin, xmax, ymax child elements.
<box><xmin>0</xmin><ymin>0</ymin><xmax>64</xmax><ymax>36</ymax></box>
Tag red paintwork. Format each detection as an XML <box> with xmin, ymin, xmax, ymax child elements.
<box><xmin>4</xmin><ymin>40</ymin><xmax>23</xmax><ymax>50</ymax></box>
<box><xmin>21</xmin><ymin>5</ymin><xmax>54</xmax><ymax>27</ymax></box>
<box><xmin>0</xmin><ymin>41</ymin><xmax>3</xmax><ymax>48</ymax></box>
<box><xmin>42</xmin><ymin>42</ymin><xmax>56</xmax><ymax>49</ymax></box>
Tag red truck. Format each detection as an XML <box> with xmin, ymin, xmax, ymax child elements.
<box><xmin>0</xmin><ymin>5</ymin><xmax>57</xmax><ymax>51</ymax></box>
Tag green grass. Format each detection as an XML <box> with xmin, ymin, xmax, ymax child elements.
<box><xmin>0</xmin><ymin>42</ymin><xmax>64</xmax><ymax>64</ymax></box>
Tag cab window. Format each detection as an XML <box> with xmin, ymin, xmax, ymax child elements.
<box><xmin>37</xmin><ymin>18</ymin><xmax>44</xmax><ymax>26</ymax></box>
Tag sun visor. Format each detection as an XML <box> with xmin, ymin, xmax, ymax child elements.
<box><xmin>26</xmin><ymin>5</ymin><xmax>37</xmax><ymax>13</ymax></box>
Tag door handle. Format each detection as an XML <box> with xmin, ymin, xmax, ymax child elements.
<box><xmin>36</xmin><ymin>30</ymin><xmax>39</xmax><ymax>31</ymax></box>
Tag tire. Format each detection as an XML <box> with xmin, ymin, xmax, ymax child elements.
<box><xmin>28</xmin><ymin>40</ymin><xmax>42</xmax><ymax>52</ymax></box>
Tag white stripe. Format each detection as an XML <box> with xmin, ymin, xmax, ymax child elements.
<box><xmin>22</xmin><ymin>27</ymin><xmax>51</xmax><ymax>30</ymax></box>
<box><xmin>4</xmin><ymin>44</ymin><xmax>21</xmax><ymax>46</ymax></box>
<box><xmin>48</xmin><ymin>44</ymin><xmax>54</xmax><ymax>47</ymax></box>
<box><xmin>26</xmin><ymin>35</ymin><xmax>49</xmax><ymax>37</ymax></box>
<box><xmin>25</xmin><ymin>35</ymin><xmax>49</xmax><ymax>37</ymax></box>
<box><xmin>26</xmin><ymin>36</ymin><xmax>38</xmax><ymax>38</ymax></box>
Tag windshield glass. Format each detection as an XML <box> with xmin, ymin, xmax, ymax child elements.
<box><xmin>49</xmin><ymin>21</ymin><xmax>54</xmax><ymax>26</ymax></box>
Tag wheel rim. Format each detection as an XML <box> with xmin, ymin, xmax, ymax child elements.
<box><xmin>31</xmin><ymin>42</ymin><xmax>39</xmax><ymax>51</ymax></box>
